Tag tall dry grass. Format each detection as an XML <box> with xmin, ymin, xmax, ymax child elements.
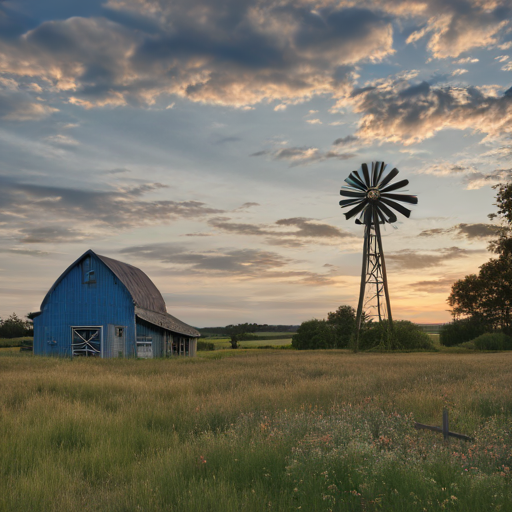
<box><xmin>0</xmin><ymin>351</ymin><xmax>511</xmax><ymax>511</ymax></box>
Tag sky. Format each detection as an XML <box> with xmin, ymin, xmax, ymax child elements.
<box><xmin>0</xmin><ymin>0</ymin><xmax>511</xmax><ymax>327</ymax></box>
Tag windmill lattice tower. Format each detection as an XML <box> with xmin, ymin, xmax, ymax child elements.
<box><xmin>339</xmin><ymin>162</ymin><xmax>418</xmax><ymax>344</ymax></box>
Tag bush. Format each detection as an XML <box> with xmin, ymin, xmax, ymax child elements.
<box><xmin>327</xmin><ymin>305</ymin><xmax>355</xmax><ymax>348</ymax></box>
<box><xmin>472</xmin><ymin>332</ymin><xmax>512</xmax><ymax>351</ymax></box>
<box><xmin>440</xmin><ymin>318</ymin><xmax>488</xmax><ymax>346</ymax></box>
<box><xmin>292</xmin><ymin>319</ymin><xmax>335</xmax><ymax>350</ymax></box>
<box><xmin>197</xmin><ymin>341</ymin><xmax>215</xmax><ymax>351</ymax></box>
<box><xmin>359</xmin><ymin>320</ymin><xmax>434</xmax><ymax>351</ymax></box>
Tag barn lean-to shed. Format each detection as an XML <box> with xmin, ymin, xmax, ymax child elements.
<box><xmin>33</xmin><ymin>249</ymin><xmax>200</xmax><ymax>358</ymax></box>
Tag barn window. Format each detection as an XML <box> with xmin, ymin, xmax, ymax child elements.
<box><xmin>115</xmin><ymin>327</ymin><xmax>123</xmax><ymax>337</ymax></box>
<box><xmin>137</xmin><ymin>335</ymin><xmax>153</xmax><ymax>358</ymax></box>
<box><xmin>82</xmin><ymin>257</ymin><xmax>96</xmax><ymax>284</ymax></box>
<box><xmin>85</xmin><ymin>270</ymin><xmax>96</xmax><ymax>284</ymax></box>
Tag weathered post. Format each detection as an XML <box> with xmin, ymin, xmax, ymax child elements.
<box><xmin>442</xmin><ymin>409</ymin><xmax>449</xmax><ymax>442</ymax></box>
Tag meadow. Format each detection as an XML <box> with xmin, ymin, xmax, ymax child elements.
<box><xmin>0</xmin><ymin>350</ymin><xmax>511</xmax><ymax>511</ymax></box>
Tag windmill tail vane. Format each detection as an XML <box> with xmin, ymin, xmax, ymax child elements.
<box><xmin>339</xmin><ymin>161</ymin><xmax>418</xmax><ymax>349</ymax></box>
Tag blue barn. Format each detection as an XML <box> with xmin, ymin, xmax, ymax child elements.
<box><xmin>33</xmin><ymin>250</ymin><xmax>200</xmax><ymax>358</ymax></box>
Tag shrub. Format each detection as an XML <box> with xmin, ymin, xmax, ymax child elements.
<box><xmin>359</xmin><ymin>320</ymin><xmax>434</xmax><ymax>351</ymax></box>
<box><xmin>326</xmin><ymin>305</ymin><xmax>355</xmax><ymax>348</ymax></box>
<box><xmin>292</xmin><ymin>319</ymin><xmax>335</xmax><ymax>350</ymax></box>
<box><xmin>440</xmin><ymin>317</ymin><xmax>488</xmax><ymax>347</ymax></box>
<box><xmin>197</xmin><ymin>341</ymin><xmax>215</xmax><ymax>351</ymax></box>
<box><xmin>472</xmin><ymin>332</ymin><xmax>512</xmax><ymax>351</ymax></box>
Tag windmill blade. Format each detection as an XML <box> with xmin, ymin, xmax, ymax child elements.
<box><xmin>352</xmin><ymin>170</ymin><xmax>368</xmax><ymax>190</ymax></box>
<box><xmin>340</xmin><ymin>190</ymin><xmax>366</xmax><ymax>198</ymax></box>
<box><xmin>375</xmin><ymin>206</ymin><xmax>387</xmax><ymax>225</ymax></box>
<box><xmin>377</xmin><ymin>167</ymin><xmax>399</xmax><ymax>189</ymax></box>
<box><xmin>345</xmin><ymin>199</ymin><xmax>368</xmax><ymax>220</ymax></box>
<box><xmin>371</xmin><ymin>161</ymin><xmax>380</xmax><ymax>187</ymax></box>
<box><xmin>361</xmin><ymin>163</ymin><xmax>371</xmax><ymax>187</ymax></box>
<box><xmin>380</xmin><ymin>197</ymin><xmax>412</xmax><ymax>218</ymax></box>
<box><xmin>380</xmin><ymin>193</ymin><xmax>418</xmax><ymax>204</ymax></box>
<box><xmin>345</xmin><ymin>176</ymin><xmax>366</xmax><ymax>191</ymax></box>
<box><xmin>339</xmin><ymin>198</ymin><xmax>362</xmax><ymax>207</ymax></box>
<box><xmin>376</xmin><ymin>202</ymin><xmax>397</xmax><ymax>223</ymax></box>
<box><xmin>380</xmin><ymin>179</ymin><xmax>409</xmax><ymax>194</ymax></box>
<box><xmin>376</xmin><ymin>162</ymin><xmax>387</xmax><ymax>185</ymax></box>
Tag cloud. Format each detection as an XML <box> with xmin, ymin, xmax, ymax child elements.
<box><xmin>333</xmin><ymin>134</ymin><xmax>359</xmax><ymax>146</ymax></box>
<box><xmin>0</xmin><ymin>176</ymin><xmax>226</xmax><ymax>242</ymax></box>
<box><xmin>233</xmin><ymin>202</ymin><xmax>260</xmax><ymax>211</ymax></box>
<box><xmin>0</xmin><ymin>89</ymin><xmax>58</xmax><ymax>120</ymax></box>
<box><xmin>345</xmin><ymin>75</ymin><xmax>512</xmax><ymax>145</ymax></box>
<box><xmin>404</xmin><ymin>2</ymin><xmax>510</xmax><ymax>59</ymax></box>
<box><xmin>118</xmin><ymin>242</ymin><xmax>337</xmax><ymax>284</ymax></box>
<box><xmin>252</xmin><ymin>145</ymin><xmax>357</xmax><ymax>165</ymax></box>
<box><xmin>0</xmin><ymin>5</ymin><xmax>395</xmax><ymax>109</ymax></box>
<box><xmin>0</xmin><ymin>0</ymin><xmax>509</xmax><ymax>114</ymax></box>
<box><xmin>19</xmin><ymin>226</ymin><xmax>95</xmax><ymax>244</ymax></box>
<box><xmin>463</xmin><ymin>168</ymin><xmax>512</xmax><ymax>189</ymax></box>
<box><xmin>386</xmin><ymin>246</ymin><xmax>479</xmax><ymax>270</ymax></box>
<box><xmin>275</xmin><ymin>217</ymin><xmax>350</xmax><ymax>239</ymax></box>
<box><xmin>208</xmin><ymin>216</ymin><xmax>354</xmax><ymax>242</ymax></box>
<box><xmin>408</xmin><ymin>276</ymin><xmax>459</xmax><ymax>292</ymax></box>
<box><xmin>418</xmin><ymin>223</ymin><xmax>499</xmax><ymax>240</ymax></box>
<box><xmin>454</xmin><ymin>57</ymin><xmax>479</xmax><ymax>64</ymax></box>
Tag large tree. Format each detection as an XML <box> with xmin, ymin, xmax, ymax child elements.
<box><xmin>448</xmin><ymin>182</ymin><xmax>512</xmax><ymax>334</ymax></box>
<box><xmin>224</xmin><ymin>323</ymin><xmax>258</xmax><ymax>349</ymax></box>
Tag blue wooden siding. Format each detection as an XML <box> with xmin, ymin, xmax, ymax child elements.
<box><xmin>34</xmin><ymin>254</ymin><xmax>136</xmax><ymax>357</ymax></box>
<box><xmin>136</xmin><ymin>320</ymin><xmax>166</xmax><ymax>357</ymax></box>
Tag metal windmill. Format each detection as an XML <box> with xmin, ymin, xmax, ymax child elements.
<box><xmin>339</xmin><ymin>162</ymin><xmax>417</xmax><ymax>346</ymax></box>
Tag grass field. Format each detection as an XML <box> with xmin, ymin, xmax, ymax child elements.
<box><xmin>1</xmin><ymin>351</ymin><xmax>511</xmax><ymax>511</ymax></box>
<box><xmin>201</xmin><ymin>336</ymin><xmax>293</xmax><ymax>349</ymax></box>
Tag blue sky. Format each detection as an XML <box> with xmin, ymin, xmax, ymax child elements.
<box><xmin>0</xmin><ymin>0</ymin><xmax>511</xmax><ymax>326</ymax></box>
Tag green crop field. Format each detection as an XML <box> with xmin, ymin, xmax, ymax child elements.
<box><xmin>201</xmin><ymin>337</ymin><xmax>292</xmax><ymax>349</ymax></box>
<box><xmin>1</xmin><ymin>351</ymin><xmax>511</xmax><ymax>511</ymax></box>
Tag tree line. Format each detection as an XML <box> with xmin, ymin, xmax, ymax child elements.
<box><xmin>442</xmin><ymin>182</ymin><xmax>512</xmax><ymax>347</ymax></box>
<box><xmin>0</xmin><ymin>313</ymin><xmax>35</xmax><ymax>338</ymax></box>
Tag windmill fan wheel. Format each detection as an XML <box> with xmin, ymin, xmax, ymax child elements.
<box><xmin>339</xmin><ymin>162</ymin><xmax>418</xmax><ymax>225</ymax></box>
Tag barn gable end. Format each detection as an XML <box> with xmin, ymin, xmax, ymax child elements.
<box><xmin>34</xmin><ymin>250</ymin><xmax>199</xmax><ymax>358</ymax></box>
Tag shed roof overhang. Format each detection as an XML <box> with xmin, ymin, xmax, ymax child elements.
<box><xmin>135</xmin><ymin>306</ymin><xmax>200</xmax><ymax>338</ymax></box>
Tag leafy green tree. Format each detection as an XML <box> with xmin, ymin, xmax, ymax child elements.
<box><xmin>224</xmin><ymin>323</ymin><xmax>257</xmax><ymax>349</ymax></box>
<box><xmin>292</xmin><ymin>319</ymin><xmax>335</xmax><ymax>350</ymax></box>
<box><xmin>448</xmin><ymin>181</ymin><xmax>512</xmax><ymax>335</ymax></box>
<box><xmin>327</xmin><ymin>305</ymin><xmax>356</xmax><ymax>348</ymax></box>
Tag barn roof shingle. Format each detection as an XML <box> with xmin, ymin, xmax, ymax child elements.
<box><xmin>97</xmin><ymin>253</ymin><xmax>167</xmax><ymax>313</ymax></box>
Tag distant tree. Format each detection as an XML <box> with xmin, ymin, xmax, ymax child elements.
<box><xmin>25</xmin><ymin>312</ymin><xmax>38</xmax><ymax>336</ymax></box>
<box><xmin>0</xmin><ymin>313</ymin><xmax>30</xmax><ymax>339</ymax></box>
<box><xmin>224</xmin><ymin>323</ymin><xmax>258</xmax><ymax>349</ymax></box>
<box><xmin>327</xmin><ymin>305</ymin><xmax>356</xmax><ymax>348</ymax></box>
<box><xmin>292</xmin><ymin>319</ymin><xmax>335</xmax><ymax>350</ymax></box>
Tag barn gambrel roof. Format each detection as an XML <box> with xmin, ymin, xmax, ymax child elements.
<box><xmin>40</xmin><ymin>249</ymin><xmax>200</xmax><ymax>338</ymax></box>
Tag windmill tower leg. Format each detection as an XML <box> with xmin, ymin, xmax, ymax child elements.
<box><xmin>354</xmin><ymin>209</ymin><xmax>393</xmax><ymax>350</ymax></box>
<box><xmin>354</xmin><ymin>223</ymin><xmax>370</xmax><ymax>352</ymax></box>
